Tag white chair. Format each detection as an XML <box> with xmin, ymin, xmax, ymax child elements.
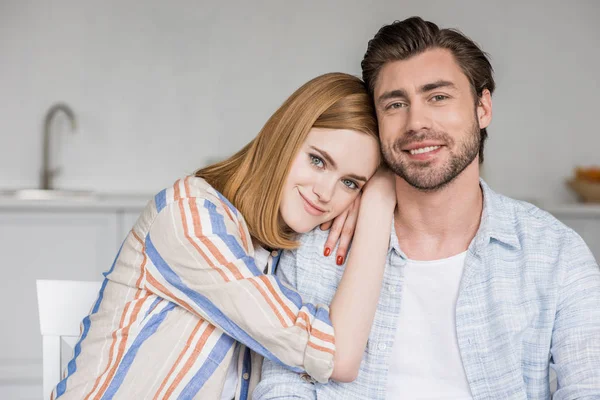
<box><xmin>36</xmin><ymin>279</ymin><xmax>102</xmax><ymax>399</ymax></box>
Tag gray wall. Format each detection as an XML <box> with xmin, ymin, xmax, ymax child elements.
<box><xmin>1</xmin><ymin>0</ymin><xmax>599</xmax><ymax>205</ymax></box>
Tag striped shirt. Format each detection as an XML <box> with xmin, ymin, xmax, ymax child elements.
<box><xmin>52</xmin><ymin>176</ymin><xmax>335</xmax><ymax>400</ymax></box>
<box><xmin>256</xmin><ymin>180</ymin><xmax>600</xmax><ymax>400</ymax></box>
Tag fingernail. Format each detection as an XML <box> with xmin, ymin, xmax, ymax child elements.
<box><xmin>324</xmin><ymin>247</ymin><xmax>331</xmax><ymax>257</ymax></box>
<box><xmin>336</xmin><ymin>256</ymin><xmax>344</xmax><ymax>266</ymax></box>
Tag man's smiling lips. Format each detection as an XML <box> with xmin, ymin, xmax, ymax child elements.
<box><xmin>402</xmin><ymin>142</ymin><xmax>445</xmax><ymax>160</ymax></box>
<box><xmin>297</xmin><ymin>190</ymin><xmax>326</xmax><ymax>216</ymax></box>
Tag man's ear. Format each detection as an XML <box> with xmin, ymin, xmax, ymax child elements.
<box><xmin>477</xmin><ymin>89</ymin><xmax>492</xmax><ymax>129</ymax></box>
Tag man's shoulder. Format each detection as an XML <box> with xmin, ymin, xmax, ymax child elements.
<box><xmin>490</xmin><ymin>189</ymin><xmax>581</xmax><ymax>248</ymax></box>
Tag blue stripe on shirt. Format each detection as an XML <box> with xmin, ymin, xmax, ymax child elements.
<box><xmin>101</xmin><ymin>302</ymin><xmax>176</xmax><ymax>399</ymax></box>
<box><xmin>177</xmin><ymin>333</ymin><xmax>236</xmax><ymax>399</ymax></box>
<box><xmin>145</xmin><ymin>234</ymin><xmax>302</xmax><ymax>374</ymax></box>
<box><xmin>56</xmin><ymin>241</ymin><xmax>125</xmax><ymax>398</ymax></box>
<box><xmin>214</xmin><ymin>190</ymin><xmax>239</xmax><ymax>217</ymax></box>
<box><xmin>205</xmin><ymin>200</ymin><xmax>262</xmax><ymax>276</ymax></box>
<box><xmin>155</xmin><ymin>189</ymin><xmax>167</xmax><ymax>213</ymax></box>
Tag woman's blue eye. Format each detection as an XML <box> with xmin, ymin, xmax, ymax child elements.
<box><xmin>309</xmin><ymin>154</ymin><xmax>324</xmax><ymax>168</ymax></box>
<box><xmin>342</xmin><ymin>179</ymin><xmax>358</xmax><ymax>190</ymax></box>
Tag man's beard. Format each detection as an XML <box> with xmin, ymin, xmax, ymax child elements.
<box><xmin>382</xmin><ymin>118</ymin><xmax>480</xmax><ymax>192</ymax></box>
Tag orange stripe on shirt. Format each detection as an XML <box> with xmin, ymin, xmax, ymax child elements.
<box><xmin>179</xmin><ymin>199</ymin><xmax>230</xmax><ymax>282</ymax></box>
<box><xmin>164</xmin><ymin>324</ymin><xmax>217</xmax><ymax>399</ymax></box>
<box><xmin>85</xmin><ymin>290</ymin><xmax>144</xmax><ymax>400</ymax></box>
<box><xmin>248</xmin><ymin>279</ymin><xmax>288</xmax><ymax>328</ymax></box>
<box><xmin>183</xmin><ymin>176</ymin><xmax>191</xmax><ymax>198</ymax></box>
<box><xmin>177</xmin><ymin>200</ymin><xmax>231</xmax><ymax>282</ymax></box>
<box><xmin>237</xmin><ymin>219</ymin><xmax>249</xmax><ymax>253</ymax></box>
<box><xmin>145</xmin><ymin>274</ymin><xmax>195</xmax><ymax>315</ymax></box>
<box><xmin>258</xmin><ymin>275</ymin><xmax>297</xmax><ymax>322</ymax></box>
<box><xmin>91</xmin><ymin>292</ymin><xmax>152</xmax><ymax>400</ymax></box>
<box><xmin>131</xmin><ymin>231</ymin><xmax>148</xmax><ymax>288</ymax></box>
<box><xmin>309</xmin><ymin>326</ymin><xmax>335</xmax><ymax>344</ymax></box>
<box><xmin>188</xmin><ymin>198</ymin><xmax>245</xmax><ymax>280</ymax></box>
<box><xmin>173</xmin><ymin>179</ymin><xmax>181</xmax><ymax>201</ymax></box>
<box><xmin>153</xmin><ymin>319</ymin><xmax>205</xmax><ymax>400</ymax></box>
<box><xmin>256</xmin><ymin>276</ymin><xmax>334</xmax><ymax>344</ymax></box>
<box><xmin>307</xmin><ymin>341</ymin><xmax>335</xmax><ymax>355</ymax></box>
<box><xmin>83</xmin><ymin>303</ymin><xmax>131</xmax><ymax>399</ymax></box>
<box><xmin>295</xmin><ymin>311</ymin><xmax>311</xmax><ymax>332</ymax></box>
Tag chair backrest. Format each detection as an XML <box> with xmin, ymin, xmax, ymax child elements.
<box><xmin>36</xmin><ymin>279</ymin><xmax>102</xmax><ymax>400</ymax></box>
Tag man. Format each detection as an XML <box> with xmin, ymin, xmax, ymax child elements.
<box><xmin>254</xmin><ymin>16</ymin><xmax>600</xmax><ymax>400</ymax></box>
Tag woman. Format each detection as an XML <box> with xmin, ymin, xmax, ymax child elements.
<box><xmin>53</xmin><ymin>73</ymin><xmax>395</xmax><ymax>400</ymax></box>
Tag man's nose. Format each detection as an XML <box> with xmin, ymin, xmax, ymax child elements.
<box><xmin>405</xmin><ymin>102</ymin><xmax>432</xmax><ymax>133</ymax></box>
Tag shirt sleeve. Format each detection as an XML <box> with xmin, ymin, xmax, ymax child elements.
<box><xmin>550</xmin><ymin>231</ymin><xmax>600</xmax><ymax>398</ymax></box>
<box><xmin>254</xmin><ymin>247</ymin><xmax>318</xmax><ymax>399</ymax></box>
<box><xmin>142</xmin><ymin>196</ymin><xmax>334</xmax><ymax>383</ymax></box>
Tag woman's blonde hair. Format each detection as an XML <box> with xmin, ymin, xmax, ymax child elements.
<box><xmin>196</xmin><ymin>72</ymin><xmax>378</xmax><ymax>250</ymax></box>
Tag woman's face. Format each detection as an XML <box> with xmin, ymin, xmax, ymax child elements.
<box><xmin>280</xmin><ymin>127</ymin><xmax>380</xmax><ymax>233</ymax></box>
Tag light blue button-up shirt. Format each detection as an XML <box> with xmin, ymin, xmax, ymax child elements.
<box><xmin>254</xmin><ymin>181</ymin><xmax>600</xmax><ymax>400</ymax></box>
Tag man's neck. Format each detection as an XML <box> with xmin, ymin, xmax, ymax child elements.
<box><xmin>394</xmin><ymin>162</ymin><xmax>483</xmax><ymax>261</ymax></box>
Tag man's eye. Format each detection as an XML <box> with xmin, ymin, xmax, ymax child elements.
<box><xmin>388</xmin><ymin>102</ymin><xmax>405</xmax><ymax>110</ymax></box>
<box><xmin>309</xmin><ymin>154</ymin><xmax>324</xmax><ymax>168</ymax></box>
<box><xmin>432</xmin><ymin>95</ymin><xmax>448</xmax><ymax>101</ymax></box>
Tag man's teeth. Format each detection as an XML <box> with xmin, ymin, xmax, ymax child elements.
<box><xmin>409</xmin><ymin>146</ymin><xmax>440</xmax><ymax>155</ymax></box>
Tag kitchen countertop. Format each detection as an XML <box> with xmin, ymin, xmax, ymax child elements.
<box><xmin>0</xmin><ymin>192</ymin><xmax>152</xmax><ymax>211</ymax></box>
<box><xmin>2</xmin><ymin>192</ymin><xmax>600</xmax><ymax>217</ymax></box>
<box><xmin>540</xmin><ymin>203</ymin><xmax>600</xmax><ymax>217</ymax></box>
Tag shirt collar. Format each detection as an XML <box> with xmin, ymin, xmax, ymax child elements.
<box><xmin>388</xmin><ymin>178</ymin><xmax>521</xmax><ymax>259</ymax></box>
<box><xmin>473</xmin><ymin>178</ymin><xmax>521</xmax><ymax>251</ymax></box>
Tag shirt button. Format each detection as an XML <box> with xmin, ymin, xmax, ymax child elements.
<box><xmin>271</xmin><ymin>250</ymin><xmax>279</xmax><ymax>257</ymax></box>
<box><xmin>378</xmin><ymin>342</ymin><xmax>387</xmax><ymax>351</ymax></box>
<box><xmin>242</xmin><ymin>372</ymin><xmax>250</xmax><ymax>380</ymax></box>
<box><xmin>300</xmin><ymin>373</ymin><xmax>316</xmax><ymax>384</ymax></box>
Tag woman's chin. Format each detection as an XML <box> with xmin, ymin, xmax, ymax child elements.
<box><xmin>286</xmin><ymin>220</ymin><xmax>318</xmax><ymax>234</ymax></box>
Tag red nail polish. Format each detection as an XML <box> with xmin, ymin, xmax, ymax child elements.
<box><xmin>324</xmin><ymin>247</ymin><xmax>331</xmax><ymax>257</ymax></box>
<box><xmin>336</xmin><ymin>255</ymin><xmax>344</xmax><ymax>265</ymax></box>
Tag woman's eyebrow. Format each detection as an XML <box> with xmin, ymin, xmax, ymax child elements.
<box><xmin>310</xmin><ymin>146</ymin><xmax>337</xmax><ymax>169</ymax></box>
<box><xmin>309</xmin><ymin>146</ymin><xmax>367</xmax><ymax>182</ymax></box>
<box><xmin>346</xmin><ymin>173</ymin><xmax>368</xmax><ymax>183</ymax></box>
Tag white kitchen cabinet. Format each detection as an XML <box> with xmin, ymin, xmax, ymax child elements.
<box><xmin>0</xmin><ymin>196</ymin><xmax>147</xmax><ymax>399</ymax></box>
<box><xmin>545</xmin><ymin>204</ymin><xmax>600</xmax><ymax>262</ymax></box>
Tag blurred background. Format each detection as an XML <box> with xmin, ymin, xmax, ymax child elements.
<box><xmin>0</xmin><ymin>0</ymin><xmax>598</xmax><ymax>398</ymax></box>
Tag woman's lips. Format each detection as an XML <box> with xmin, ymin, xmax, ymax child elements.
<box><xmin>298</xmin><ymin>190</ymin><xmax>326</xmax><ymax>216</ymax></box>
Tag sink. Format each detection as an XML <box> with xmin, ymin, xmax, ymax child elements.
<box><xmin>0</xmin><ymin>189</ymin><xmax>96</xmax><ymax>201</ymax></box>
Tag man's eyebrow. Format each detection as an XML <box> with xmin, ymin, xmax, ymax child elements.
<box><xmin>419</xmin><ymin>80</ymin><xmax>457</xmax><ymax>93</ymax></box>
<box><xmin>377</xmin><ymin>89</ymin><xmax>408</xmax><ymax>105</ymax></box>
<box><xmin>309</xmin><ymin>146</ymin><xmax>368</xmax><ymax>182</ymax></box>
<box><xmin>377</xmin><ymin>80</ymin><xmax>457</xmax><ymax>105</ymax></box>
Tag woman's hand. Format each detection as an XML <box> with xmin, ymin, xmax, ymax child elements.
<box><xmin>321</xmin><ymin>167</ymin><xmax>396</xmax><ymax>265</ymax></box>
<box><xmin>321</xmin><ymin>194</ymin><xmax>361</xmax><ymax>266</ymax></box>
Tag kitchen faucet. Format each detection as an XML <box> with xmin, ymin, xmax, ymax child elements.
<box><xmin>41</xmin><ymin>103</ymin><xmax>77</xmax><ymax>190</ymax></box>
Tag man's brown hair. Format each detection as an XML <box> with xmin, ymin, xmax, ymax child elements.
<box><xmin>361</xmin><ymin>16</ymin><xmax>495</xmax><ymax>162</ymax></box>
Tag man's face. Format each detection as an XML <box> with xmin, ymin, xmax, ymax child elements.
<box><xmin>373</xmin><ymin>48</ymin><xmax>491</xmax><ymax>191</ymax></box>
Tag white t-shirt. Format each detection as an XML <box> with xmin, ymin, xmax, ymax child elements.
<box><xmin>386</xmin><ymin>251</ymin><xmax>473</xmax><ymax>399</ymax></box>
